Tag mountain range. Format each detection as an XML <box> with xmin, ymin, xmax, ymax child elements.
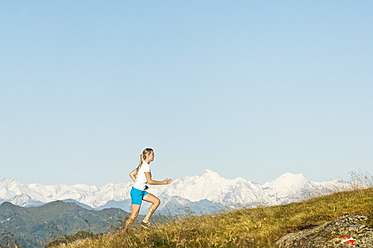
<box><xmin>0</xmin><ymin>170</ymin><xmax>353</xmax><ymax>215</ymax></box>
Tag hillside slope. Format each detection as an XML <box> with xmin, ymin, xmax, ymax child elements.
<box><xmin>51</xmin><ymin>187</ymin><xmax>373</xmax><ymax>247</ymax></box>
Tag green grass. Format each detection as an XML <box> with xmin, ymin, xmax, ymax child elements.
<box><xmin>51</xmin><ymin>187</ymin><xmax>373</xmax><ymax>247</ymax></box>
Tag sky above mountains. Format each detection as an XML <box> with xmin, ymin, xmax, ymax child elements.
<box><xmin>1</xmin><ymin>1</ymin><xmax>372</xmax><ymax>186</ymax></box>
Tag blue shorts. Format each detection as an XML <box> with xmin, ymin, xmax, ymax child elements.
<box><xmin>130</xmin><ymin>187</ymin><xmax>148</xmax><ymax>205</ymax></box>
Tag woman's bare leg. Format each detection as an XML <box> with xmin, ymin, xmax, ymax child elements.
<box><xmin>123</xmin><ymin>204</ymin><xmax>141</xmax><ymax>232</ymax></box>
<box><xmin>142</xmin><ymin>193</ymin><xmax>160</xmax><ymax>223</ymax></box>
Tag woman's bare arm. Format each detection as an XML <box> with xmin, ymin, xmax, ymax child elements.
<box><xmin>129</xmin><ymin>169</ymin><xmax>137</xmax><ymax>182</ymax></box>
<box><xmin>144</xmin><ymin>172</ymin><xmax>172</xmax><ymax>185</ymax></box>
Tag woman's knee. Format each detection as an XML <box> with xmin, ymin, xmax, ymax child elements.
<box><xmin>143</xmin><ymin>193</ymin><xmax>160</xmax><ymax>206</ymax></box>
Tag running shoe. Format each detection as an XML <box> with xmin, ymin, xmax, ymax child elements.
<box><xmin>141</xmin><ymin>221</ymin><xmax>151</xmax><ymax>229</ymax></box>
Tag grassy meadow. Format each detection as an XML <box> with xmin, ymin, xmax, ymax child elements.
<box><xmin>50</xmin><ymin>184</ymin><xmax>373</xmax><ymax>248</ymax></box>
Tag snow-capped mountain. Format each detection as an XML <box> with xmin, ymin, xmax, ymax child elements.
<box><xmin>0</xmin><ymin>170</ymin><xmax>353</xmax><ymax>214</ymax></box>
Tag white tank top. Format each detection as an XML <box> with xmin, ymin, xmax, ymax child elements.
<box><xmin>133</xmin><ymin>161</ymin><xmax>151</xmax><ymax>191</ymax></box>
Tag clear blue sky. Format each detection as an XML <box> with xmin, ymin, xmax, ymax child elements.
<box><xmin>1</xmin><ymin>1</ymin><xmax>372</xmax><ymax>186</ymax></box>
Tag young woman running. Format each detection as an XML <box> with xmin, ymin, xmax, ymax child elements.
<box><xmin>123</xmin><ymin>148</ymin><xmax>172</xmax><ymax>231</ymax></box>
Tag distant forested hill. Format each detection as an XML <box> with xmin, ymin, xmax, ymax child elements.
<box><xmin>0</xmin><ymin>201</ymin><xmax>129</xmax><ymax>247</ymax></box>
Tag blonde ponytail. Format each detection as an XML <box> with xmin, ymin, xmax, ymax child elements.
<box><xmin>135</xmin><ymin>154</ymin><xmax>143</xmax><ymax>173</ymax></box>
<box><xmin>135</xmin><ymin>148</ymin><xmax>153</xmax><ymax>173</ymax></box>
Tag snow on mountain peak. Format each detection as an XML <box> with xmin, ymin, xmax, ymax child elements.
<box><xmin>0</xmin><ymin>178</ymin><xmax>16</xmax><ymax>184</ymax></box>
<box><xmin>266</xmin><ymin>172</ymin><xmax>308</xmax><ymax>185</ymax></box>
<box><xmin>279</xmin><ymin>172</ymin><xmax>308</xmax><ymax>181</ymax></box>
<box><xmin>262</xmin><ymin>172</ymin><xmax>310</xmax><ymax>197</ymax></box>
<box><xmin>202</xmin><ymin>169</ymin><xmax>221</xmax><ymax>178</ymax></box>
